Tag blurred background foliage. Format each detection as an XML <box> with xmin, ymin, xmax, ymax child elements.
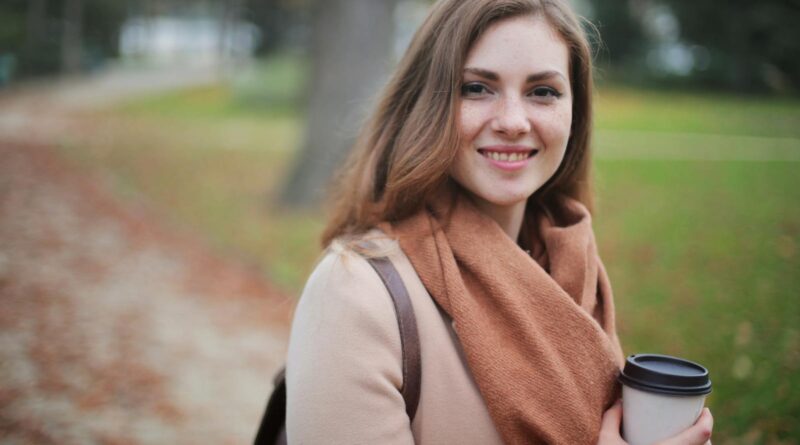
<box><xmin>2</xmin><ymin>0</ymin><xmax>798</xmax><ymax>90</ymax></box>
<box><xmin>1</xmin><ymin>0</ymin><xmax>798</xmax><ymax>443</ymax></box>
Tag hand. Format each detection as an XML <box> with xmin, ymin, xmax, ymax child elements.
<box><xmin>596</xmin><ymin>400</ymin><xmax>626</xmax><ymax>445</ymax></box>
<box><xmin>654</xmin><ymin>408</ymin><xmax>713</xmax><ymax>445</ymax></box>
<box><xmin>597</xmin><ymin>401</ymin><xmax>714</xmax><ymax>445</ymax></box>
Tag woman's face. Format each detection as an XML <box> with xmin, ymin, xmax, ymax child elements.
<box><xmin>450</xmin><ymin>15</ymin><xmax>572</xmax><ymax>214</ymax></box>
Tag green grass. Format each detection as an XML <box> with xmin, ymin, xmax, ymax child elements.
<box><xmin>595</xmin><ymin>87</ymin><xmax>800</xmax><ymax>138</ymax></box>
<box><xmin>56</xmin><ymin>57</ymin><xmax>800</xmax><ymax>443</ymax></box>
<box><xmin>118</xmin><ymin>55</ymin><xmax>307</xmax><ymax>120</ymax></box>
<box><xmin>58</xmin><ymin>55</ymin><xmax>321</xmax><ymax>291</ymax></box>
<box><xmin>58</xmin><ymin>110</ymin><xmax>321</xmax><ymax>291</ymax></box>
<box><xmin>594</xmin><ymin>160</ymin><xmax>800</xmax><ymax>442</ymax></box>
<box><xmin>591</xmin><ymin>88</ymin><xmax>800</xmax><ymax>443</ymax></box>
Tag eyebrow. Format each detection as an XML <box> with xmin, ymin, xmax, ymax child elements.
<box><xmin>463</xmin><ymin>67</ymin><xmax>568</xmax><ymax>83</ymax></box>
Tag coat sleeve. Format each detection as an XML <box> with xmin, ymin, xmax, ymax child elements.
<box><xmin>285</xmin><ymin>250</ymin><xmax>414</xmax><ymax>445</ymax></box>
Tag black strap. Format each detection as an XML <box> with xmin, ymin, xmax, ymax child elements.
<box><xmin>254</xmin><ymin>369</ymin><xmax>288</xmax><ymax>445</ymax></box>
<box><xmin>254</xmin><ymin>255</ymin><xmax>421</xmax><ymax>445</ymax></box>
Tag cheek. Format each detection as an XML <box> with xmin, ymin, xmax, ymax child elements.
<box><xmin>458</xmin><ymin>102</ymin><xmax>486</xmax><ymax>143</ymax></box>
<box><xmin>539</xmin><ymin>105</ymin><xmax>572</xmax><ymax>144</ymax></box>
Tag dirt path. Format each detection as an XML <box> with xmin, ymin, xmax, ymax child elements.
<box><xmin>0</xmin><ymin>70</ymin><xmax>292</xmax><ymax>444</ymax></box>
<box><xmin>0</xmin><ymin>63</ymin><xmax>219</xmax><ymax>144</ymax></box>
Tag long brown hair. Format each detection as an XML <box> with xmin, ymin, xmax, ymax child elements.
<box><xmin>322</xmin><ymin>0</ymin><xmax>597</xmax><ymax>246</ymax></box>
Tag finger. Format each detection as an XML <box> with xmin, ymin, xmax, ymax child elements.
<box><xmin>659</xmin><ymin>408</ymin><xmax>713</xmax><ymax>445</ymax></box>
<box><xmin>598</xmin><ymin>400</ymin><xmax>627</xmax><ymax>444</ymax></box>
<box><xmin>600</xmin><ymin>400</ymin><xmax>623</xmax><ymax>432</ymax></box>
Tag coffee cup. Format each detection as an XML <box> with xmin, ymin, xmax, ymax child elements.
<box><xmin>618</xmin><ymin>353</ymin><xmax>712</xmax><ymax>445</ymax></box>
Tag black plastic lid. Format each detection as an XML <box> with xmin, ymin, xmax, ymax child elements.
<box><xmin>619</xmin><ymin>354</ymin><xmax>712</xmax><ymax>396</ymax></box>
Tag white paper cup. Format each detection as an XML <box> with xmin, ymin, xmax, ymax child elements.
<box><xmin>619</xmin><ymin>354</ymin><xmax>712</xmax><ymax>445</ymax></box>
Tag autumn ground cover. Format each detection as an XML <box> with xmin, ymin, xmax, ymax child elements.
<box><xmin>46</xmin><ymin>57</ymin><xmax>800</xmax><ymax>443</ymax></box>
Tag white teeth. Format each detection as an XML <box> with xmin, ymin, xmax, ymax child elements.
<box><xmin>481</xmin><ymin>150</ymin><xmax>534</xmax><ymax>162</ymax></box>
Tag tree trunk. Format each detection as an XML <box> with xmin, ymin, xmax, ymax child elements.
<box><xmin>278</xmin><ymin>0</ymin><xmax>400</xmax><ymax>208</ymax></box>
<box><xmin>24</xmin><ymin>0</ymin><xmax>47</xmax><ymax>54</ymax></box>
<box><xmin>61</xmin><ymin>0</ymin><xmax>84</xmax><ymax>75</ymax></box>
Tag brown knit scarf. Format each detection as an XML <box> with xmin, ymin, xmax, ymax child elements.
<box><xmin>381</xmin><ymin>192</ymin><xmax>624</xmax><ymax>445</ymax></box>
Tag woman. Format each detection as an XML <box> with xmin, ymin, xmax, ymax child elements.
<box><xmin>285</xmin><ymin>0</ymin><xmax>713</xmax><ymax>444</ymax></box>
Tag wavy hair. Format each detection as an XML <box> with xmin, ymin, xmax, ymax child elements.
<box><xmin>322</xmin><ymin>0</ymin><xmax>597</xmax><ymax>246</ymax></box>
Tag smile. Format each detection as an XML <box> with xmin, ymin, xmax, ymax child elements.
<box><xmin>477</xmin><ymin>146</ymin><xmax>539</xmax><ymax>171</ymax></box>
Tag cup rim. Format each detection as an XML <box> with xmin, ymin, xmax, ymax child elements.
<box><xmin>619</xmin><ymin>353</ymin><xmax>712</xmax><ymax>396</ymax></box>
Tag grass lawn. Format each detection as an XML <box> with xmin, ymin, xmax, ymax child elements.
<box><xmin>592</xmin><ymin>88</ymin><xmax>800</xmax><ymax>443</ymax></box>
<box><xmin>595</xmin><ymin>160</ymin><xmax>800</xmax><ymax>443</ymax></box>
<box><xmin>55</xmin><ymin>59</ymin><xmax>800</xmax><ymax>443</ymax></box>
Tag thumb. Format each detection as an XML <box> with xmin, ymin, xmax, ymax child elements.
<box><xmin>597</xmin><ymin>401</ymin><xmax>627</xmax><ymax>444</ymax></box>
<box><xmin>600</xmin><ymin>400</ymin><xmax>623</xmax><ymax>435</ymax></box>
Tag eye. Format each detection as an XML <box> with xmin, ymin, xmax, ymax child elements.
<box><xmin>529</xmin><ymin>86</ymin><xmax>563</xmax><ymax>99</ymax></box>
<box><xmin>461</xmin><ymin>82</ymin><xmax>491</xmax><ymax>98</ymax></box>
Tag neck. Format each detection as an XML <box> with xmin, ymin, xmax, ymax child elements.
<box><xmin>472</xmin><ymin>199</ymin><xmax>527</xmax><ymax>243</ymax></box>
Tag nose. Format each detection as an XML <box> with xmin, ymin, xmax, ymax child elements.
<box><xmin>491</xmin><ymin>96</ymin><xmax>531</xmax><ymax>138</ymax></box>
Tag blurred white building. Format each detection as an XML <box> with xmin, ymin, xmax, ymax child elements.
<box><xmin>119</xmin><ymin>17</ymin><xmax>261</xmax><ymax>67</ymax></box>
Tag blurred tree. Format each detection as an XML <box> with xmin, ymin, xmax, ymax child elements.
<box><xmin>589</xmin><ymin>0</ymin><xmax>647</xmax><ymax>66</ymax></box>
<box><xmin>61</xmin><ymin>0</ymin><xmax>83</xmax><ymax>74</ymax></box>
<box><xmin>244</xmin><ymin>0</ymin><xmax>310</xmax><ymax>55</ymax></box>
<box><xmin>0</xmin><ymin>0</ymin><xmax>55</xmax><ymax>78</ymax></box>
<box><xmin>23</xmin><ymin>0</ymin><xmax>46</xmax><ymax>58</ymax></box>
<box><xmin>0</xmin><ymin>0</ymin><xmax>128</xmax><ymax>81</ymax></box>
<box><xmin>82</xmin><ymin>0</ymin><xmax>129</xmax><ymax>69</ymax></box>
<box><xmin>279</xmin><ymin>0</ymin><xmax>400</xmax><ymax>207</ymax></box>
<box><xmin>660</xmin><ymin>0</ymin><xmax>799</xmax><ymax>92</ymax></box>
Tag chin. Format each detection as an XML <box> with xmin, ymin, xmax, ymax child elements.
<box><xmin>482</xmin><ymin>192</ymin><xmax>532</xmax><ymax>208</ymax></box>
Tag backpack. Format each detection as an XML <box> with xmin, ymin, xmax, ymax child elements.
<box><xmin>254</xmin><ymin>255</ymin><xmax>422</xmax><ymax>445</ymax></box>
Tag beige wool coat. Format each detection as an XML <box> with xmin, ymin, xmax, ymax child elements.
<box><xmin>285</xmin><ymin>236</ymin><xmax>504</xmax><ymax>444</ymax></box>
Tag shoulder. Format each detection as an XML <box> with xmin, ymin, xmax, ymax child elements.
<box><xmin>287</xmin><ymin>232</ymin><xmax>407</xmax><ymax>376</ymax></box>
<box><xmin>298</xmin><ymin>234</ymin><xmax>403</xmax><ymax>321</ymax></box>
<box><xmin>285</xmin><ymin>234</ymin><xmax>416</xmax><ymax>443</ymax></box>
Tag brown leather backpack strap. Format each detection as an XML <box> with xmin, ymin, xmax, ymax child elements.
<box><xmin>366</xmin><ymin>256</ymin><xmax>422</xmax><ymax>422</ymax></box>
<box><xmin>254</xmin><ymin>254</ymin><xmax>422</xmax><ymax>445</ymax></box>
